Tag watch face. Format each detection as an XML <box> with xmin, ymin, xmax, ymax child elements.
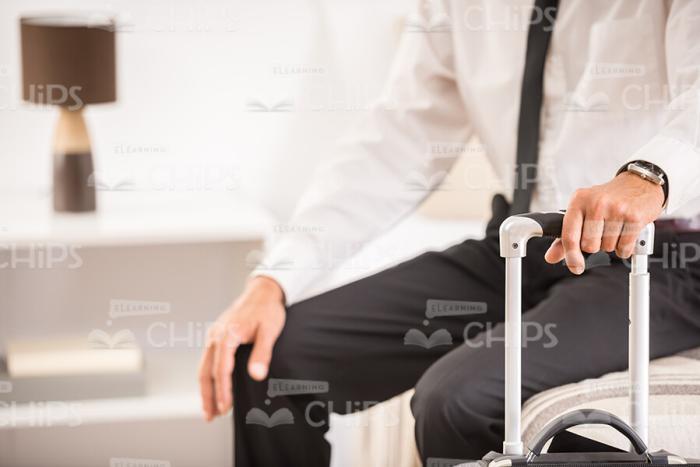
<box><xmin>633</xmin><ymin>161</ymin><xmax>662</xmax><ymax>177</ymax></box>
<box><xmin>629</xmin><ymin>161</ymin><xmax>665</xmax><ymax>186</ymax></box>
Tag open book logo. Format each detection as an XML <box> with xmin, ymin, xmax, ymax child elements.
<box><xmin>88</xmin><ymin>172</ymin><xmax>136</xmax><ymax>191</ymax></box>
<box><xmin>404</xmin><ymin>329</ymin><xmax>452</xmax><ymax>349</ymax></box>
<box><xmin>563</xmin><ymin>91</ymin><xmax>610</xmax><ymax>112</ymax></box>
<box><xmin>245</xmin><ymin>99</ymin><xmax>294</xmax><ymax>112</ymax></box>
<box><xmin>245</xmin><ymin>249</ymin><xmax>266</xmax><ymax>269</ymax></box>
<box><xmin>245</xmin><ymin>249</ymin><xmax>295</xmax><ymax>270</ymax></box>
<box><xmin>88</xmin><ymin>329</ymin><xmax>137</xmax><ymax>349</ymax></box>
<box><xmin>405</xmin><ymin>13</ymin><xmax>451</xmax><ymax>33</ymax></box>
<box><xmin>405</xmin><ymin>170</ymin><xmax>450</xmax><ymax>191</ymax></box>
<box><xmin>245</xmin><ymin>407</ymin><xmax>294</xmax><ymax>428</ymax></box>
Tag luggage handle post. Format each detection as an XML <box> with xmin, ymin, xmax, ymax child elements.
<box><xmin>498</xmin><ymin>212</ymin><xmax>654</xmax><ymax>455</ymax></box>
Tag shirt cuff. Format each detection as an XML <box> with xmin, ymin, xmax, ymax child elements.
<box><xmin>250</xmin><ymin>238</ymin><xmax>323</xmax><ymax>306</ymax></box>
<box><xmin>627</xmin><ymin>135</ymin><xmax>700</xmax><ymax>215</ymax></box>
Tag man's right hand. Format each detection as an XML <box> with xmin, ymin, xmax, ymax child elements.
<box><xmin>198</xmin><ymin>275</ymin><xmax>286</xmax><ymax>421</ymax></box>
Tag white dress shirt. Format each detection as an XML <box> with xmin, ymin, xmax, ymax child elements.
<box><xmin>255</xmin><ymin>0</ymin><xmax>700</xmax><ymax>304</ymax></box>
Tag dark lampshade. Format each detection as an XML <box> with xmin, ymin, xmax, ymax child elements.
<box><xmin>21</xmin><ymin>15</ymin><xmax>116</xmax><ymax>108</ymax></box>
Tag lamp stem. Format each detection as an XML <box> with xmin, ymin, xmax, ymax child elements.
<box><xmin>52</xmin><ymin>106</ymin><xmax>96</xmax><ymax>212</ymax></box>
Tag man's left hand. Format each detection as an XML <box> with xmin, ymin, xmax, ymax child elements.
<box><xmin>544</xmin><ymin>171</ymin><xmax>665</xmax><ymax>274</ymax></box>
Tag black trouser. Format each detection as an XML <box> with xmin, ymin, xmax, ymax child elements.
<box><xmin>233</xmin><ymin>198</ymin><xmax>700</xmax><ymax>466</ymax></box>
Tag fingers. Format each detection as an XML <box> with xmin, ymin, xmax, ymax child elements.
<box><xmin>248</xmin><ymin>324</ymin><xmax>280</xmax><ymax>381</ymax></box>
<box><xmin>213</xmin><ymin>324</ymin><xmax>241</xmax><ymax>415</ymax></box>
<box><xmin>548</xmin><ymin>173</ymin><xmax>662</xmax><ymax>270</ymax></box>
<box><xmin>544</xmin><ymin>238</ymin><xmax>564</xmax><ymax>264</ymax></box>
<box><xmin>560</xmin><ymin>201</ymin><xmax>585</xmax><ymax>274</ymax></box>
<box><xmin>580</xmin><ymin>205</ymin><xmax>605</xmax><ymax>254</ymax></box>
<box><xmin>198</xmin><ymin>339</ymin><xmax>218</xmax><ymax>422</ymax></box>
<box><xmin>616</xmin><ymin>216</ymin><xmax>644</xmax><ymax>258</ymax></box>
<box><xmin>197</xmin><ymin>279</ymin><xmax>286</xmax><ymax>422</ymax></box>
<box><xmin>601</xmin><ymin>219</ymin><xmax>623</xmax><ymax>252</ymax></box>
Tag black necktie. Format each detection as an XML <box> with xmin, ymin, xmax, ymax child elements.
<box><xmin>510</xmin><ymin>0</ymin><xmax>560</xmax><ymax>215</ymax></box>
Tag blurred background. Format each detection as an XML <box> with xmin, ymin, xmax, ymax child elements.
<box><xmin>0</xmin><ymin>1</ymin><xmax>500</xmax><ymax>466</ymax></box>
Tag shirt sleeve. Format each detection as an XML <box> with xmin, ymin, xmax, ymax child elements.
<box><xmin>626</xmin><ymin>0</ymin><xmax>700</xmax><ymax>215</ymax></box>
<box><xmin>252</xmin><ymin>0</ymin><xmax>473</xmax><ymax>305</ymax></box>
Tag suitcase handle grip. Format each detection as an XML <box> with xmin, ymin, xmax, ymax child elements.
<box><xmin>515</xmin><ymin>211</ymin><xmax>565</xmax><ymax>238</ymax></box>
<box><xmin>528</xmin><ymin>409</ymin><xmax>648</xmax><ymax>457</ymax></box>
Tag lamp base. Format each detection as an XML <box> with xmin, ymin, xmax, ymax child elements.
<box><xmin>53</xmin><ymin>107</ymin><xmax>96</xmax><ymax>213</ymax></box>
<box><xmin>53</xmin><ymin>151</ymin><xmax>96</xmax><ymax>212</ymax></box>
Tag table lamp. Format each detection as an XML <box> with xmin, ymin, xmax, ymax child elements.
<box><xmin>21</xmin><ymin>15</ymin><xmax>116</xmax><ymax>212</ymax></box>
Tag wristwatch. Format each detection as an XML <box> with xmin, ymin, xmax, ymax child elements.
<box><xmin>619</xmin><ymin>160</ymin><xmax>668</xmax><ymax>207</ymax></box>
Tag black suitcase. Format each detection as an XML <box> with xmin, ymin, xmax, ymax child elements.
<box><xmin>468</xmin><ymin>211</ymin><xmax>699</xmax><ymax>466</ymax></box>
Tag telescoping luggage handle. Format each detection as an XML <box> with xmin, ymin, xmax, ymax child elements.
<box><xmin>498</xmin><ymin>211</ymin><xmax>655</xmax><ymax>456</ymax></box>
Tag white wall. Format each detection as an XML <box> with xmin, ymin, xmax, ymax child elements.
<box><xmin>0</xmin><ymin>3</ymin><xmax>418</xmax><ymax>465</ymax></box>
<box><xmin>0</xmin><ymin>0</ymin><xmax>407</xmax><ymax>219</ymax></box>
<box><xmin>0</xmin><ymin>3</ymin><xmax>500</xmax><ymax>465</ymax></box>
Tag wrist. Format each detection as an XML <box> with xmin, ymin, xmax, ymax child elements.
<box><xmin>248</xmin><ymin>275</ymin><xmax>285</xmax><ymax>303</ymax></box>
<box><xmin>616</xmin><ymin>171</ymin><xmax>665</xmax><ymax>207</ymax></box>
<box><xmin>617</xmin><ymin>160</ymin><xmax>668</xmax><ymax>208</ymax></box>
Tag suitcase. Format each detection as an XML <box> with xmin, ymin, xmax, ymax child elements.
<box><xmin>469</xmin><ymin>211</ymin><xmax>699</xmax><ymax>466</ymax></box>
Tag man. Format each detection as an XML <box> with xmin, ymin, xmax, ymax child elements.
<box><xmin>199</xmin><ymin>0</ymin><xmax>700</xmax><ymax>465</ymax></box>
